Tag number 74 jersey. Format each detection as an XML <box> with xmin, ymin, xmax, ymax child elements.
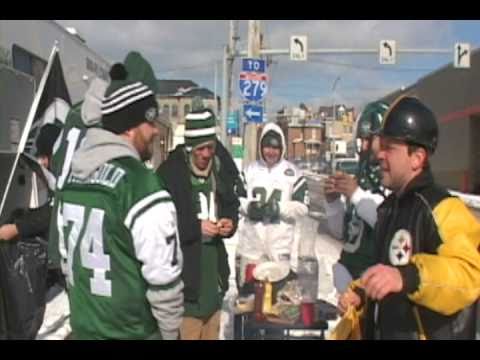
<box><xmin>57</xmin><ymin>157</ymin><xmax>182</xmax><ymax>339</ymax></box>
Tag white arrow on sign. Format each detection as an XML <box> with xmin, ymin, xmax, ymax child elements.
<box><xmin>245</xmin><ymin>108</ymin><xmax>261</xmax><ymax>118</ymax></box>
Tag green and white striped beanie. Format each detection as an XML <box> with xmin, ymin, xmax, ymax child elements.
<box><xmin>184</xmin><ymin>109</ymin><xmax>217</xmax><ymax>151</ymax></box>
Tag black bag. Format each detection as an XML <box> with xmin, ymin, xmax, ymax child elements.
<box><xmin>0</xmin><ymin>210</ymin><xmax>48</xmax><ymax>340</ymax></box>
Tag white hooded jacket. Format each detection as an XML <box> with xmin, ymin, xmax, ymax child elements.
<box><xmin>236</xmin><ymin>123</ymin><xmax>309</xmax><ymax>280</ymax></box>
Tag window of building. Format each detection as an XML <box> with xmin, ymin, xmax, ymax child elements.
<box><xmin>12</xmin><ymin>45</ymin><xmax>47</xmax><ymax>88</ymax></box>
<box><xmin>171</xmin><ymin>104</ymin><xmax>178</xmax><ymax>117</ymax></box>
<box><xmin>184</xmin><ymin>104</ymin><xmax>191</xmax><ymax>116</ymax></box>
<box><xmin>162</xmin><ymin>104</ymin><xmax>170</xmax><ymax>117</ymax></box>
<box><xmin>86</xmin><ymin>57</ymin><xmax>109</xmax><ymax>81</ymax></box>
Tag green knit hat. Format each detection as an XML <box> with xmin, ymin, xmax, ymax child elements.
<box><xmin>184</xmin><ymin>109</ymin><xmax>217</xmax><ymax>151</ymax></box>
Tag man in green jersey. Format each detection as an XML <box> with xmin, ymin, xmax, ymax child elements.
<box><xmin>57</xmin><ymin>69</ymin><xmax>184</xmax><ymax>340</ymax></box>
<box><xmin>157</xmin><ymin>108</ymin><xmax>239</xmax><ymax>340</ymax></box>
<box><xmin>324</xmin><ymin>101</ymin><xmax>389</xmax><ymax>292</ymax></box>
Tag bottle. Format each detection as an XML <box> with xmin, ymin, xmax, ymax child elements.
<box><xmin>262</xmin><ymin>281</ymin><xmax>273</xmax><ymax>315</ymax></box>
<box><xmin>254</xmin><ymin>281</ymin><xmax>265</xmax><ymax>322</ymax></box>
<box><xmin>297</xmin><ymin>255</ymin><xmax>319</xmax><ymax>304</ymax></box>
<box><xmin>297</xmin><ymin>221</ymin><xmax>319</xmax><ymax>303</ymax></box>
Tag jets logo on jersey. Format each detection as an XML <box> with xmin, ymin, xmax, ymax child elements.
<box><xmin>389</xmin><ymin>229</ymin><xmax>413</xmax><ymax>266</ymax></box>
<box><xmin>284</xmin><ymin>168</ymin><xmax>294</xmax><ymax>176</ymax></box>
<box><xmin>145</xmin><ymin>107</ymin><xmax>158</xmax><ymax>122</ymax></box>
<box><xmin>42</xmin><ymin>98</ymin><xmax>71</xmax><ymax>126</ymax></box>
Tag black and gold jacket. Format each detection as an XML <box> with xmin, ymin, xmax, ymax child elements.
<box><xmin>365</xmin><ymin>169</ymin><xmax>480</xmax><ymax>339</ymax></box>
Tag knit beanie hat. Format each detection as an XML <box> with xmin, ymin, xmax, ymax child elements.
<box><xmin>101</xmin><ymin>63</ymin><xmax>158</xmax><ymax>134</ymax></box>
<box><xmin>184</xmin><ymin>109</ymin><xmax>217</xmax><ymax>151</ymax></box>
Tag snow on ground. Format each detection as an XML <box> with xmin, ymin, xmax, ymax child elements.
<box><xmin>36</xmin><ymin>285</ymin><xmax>71</xmax><ymax>340</ymax></box>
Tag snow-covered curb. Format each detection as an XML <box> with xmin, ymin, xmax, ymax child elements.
<box><xmin>450</xmin><ymin>190</ymin><xmax>480</xmax><ymax>209</ymax></box>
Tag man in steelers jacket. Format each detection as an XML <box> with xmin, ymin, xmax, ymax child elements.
<box><xmin>339</xmin><ymin>96</ymin><xmax>480</xmax><ymax>339</ymax></box>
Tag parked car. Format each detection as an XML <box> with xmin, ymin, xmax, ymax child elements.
<box><xmin>332</xmin><ymin>157</ymin><xmax>359</xmax><ymax>176</ymax></box>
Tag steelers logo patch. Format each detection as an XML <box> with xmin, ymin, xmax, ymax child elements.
<box><xmin>389</xmin><ymin>229</ymin><xmax>413</xmax><ymax>266</ymax></box>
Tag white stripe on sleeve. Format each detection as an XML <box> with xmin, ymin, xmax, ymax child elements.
<box><xmin>130</xmin><ymin>201</ymin><xmax>183</xmax><ymax>286</ymax></box>
<box><xmin>124</xmin><ymin>190</ymin><xmax>171</xmax><ymax>229</ymax></box>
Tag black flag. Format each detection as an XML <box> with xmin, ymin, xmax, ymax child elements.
<box><xmin>0</xmin><ymin>45</ymin><xmax>71</xmax><ymax>220</ymax></box>
<box><xmin>24</xmin><ymin>51</ymin><xmax>71</xmax><ymax>156</ymax></box>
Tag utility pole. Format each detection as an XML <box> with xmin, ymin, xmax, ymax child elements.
<box><xmin>243</xmin><ymin>20</ymin><xmax>262</xmax><ymax>165</ymax></box>
<box><xmin>214</xmin><ymin>61</ymin><xmax>217</xmax><ymax>116</ymax></box>
<box><xmin>220</xmin><ymin>20</ymin><xmax>239</xmax><ymax>149</ymax></box>
<box><xmin>330</xmin><ymin>76</ymin><xmax>340</xmax><ymax>174</ymax></box>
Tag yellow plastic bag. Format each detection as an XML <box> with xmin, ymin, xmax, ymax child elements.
<box><xmin>328</xmin><ymin>305</ymin><xmax>363</xmax><ymax>340</ymax></box>
<box><xmin>328</xmin><ymin>279</ymin><xmax>363</xmax><ymax>340</ymax></box>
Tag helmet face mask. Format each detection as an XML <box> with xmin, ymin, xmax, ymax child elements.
<box><xmin>354</xmin><ymin>101</ymin><xmax>389</xmax><ymax>154</ymax></box>
<box><xmin>352</xmin><ymin>101</ymin><xmax>390</xmax><ymax>194</ymax></box>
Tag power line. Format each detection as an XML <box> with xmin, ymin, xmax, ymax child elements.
<box><xmin>157</xmin><ymin>61</ymin><xmax>217</xmax><ymax>75</ymax></box>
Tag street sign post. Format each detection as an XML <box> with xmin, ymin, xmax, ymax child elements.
<box><xmin>231</xmin><ymin>136</ymin><xmax>244</xmax><ymax>171</ymax></box>
<box><xmin>290</xmin><ymin>36</ymin><xmax>308</xmax><ymax>61</ymax></box>
<box><xmin>239</xmin><ymin>72</ymin><xmax>269</xmax><ymax>102</ymax></box>
<box><xmin>239</xmin><ymin>57</ymin><xmax>268</xmax><ymax>102</ymax></box>
<box><xmin>243</xmin><ymin>104</ymin><xmax>264</xmax><ymax>123</ymax></box>
<box><xmin>242</xmin><ymin>58</ymin><xmax>266</xmax><ymax>73</ymax></box>
<box><xmin>379</xmin><ymin>40</ymin><xmax>396</xmax><ymax>65</ymax></box>
<box><xmin>454</xmin><ymin>43</ymin><xmax>470</xmax><ymax>68</ymax></box>
<box><xmin>227</xmin><ymin>110</ymin><xmax>240</xmax><ymax>136</ymax></box>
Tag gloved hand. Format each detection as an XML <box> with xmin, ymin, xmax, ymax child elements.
<box><xmin>264</xmin><ymin>200</ymin><xmax>280</xmax><ymax>222</ymax></box>
<box><xmin>247</xmin><ymin>201</ymin><xmax>265</xmax><ymax>221</ymax></box>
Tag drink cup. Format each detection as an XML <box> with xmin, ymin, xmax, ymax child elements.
<box><xmin>301</xmin><ymin>302</ymin><xmax>315</xmax><ymax>327</ymax></box>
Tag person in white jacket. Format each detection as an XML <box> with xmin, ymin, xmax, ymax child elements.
<box><xmin>235</xmin><ymin>123</ymin><xmax>309</xmax><ymax>292</ymax></box>
<box><xmin>324</xmin><ymin>101</ymin><xmax>390</xmax><ymax>293</ymax></box>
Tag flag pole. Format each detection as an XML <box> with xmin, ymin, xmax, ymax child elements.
<box><xmin>0</xmin><ymin>42</ymin><xmax>59</xmax><ymax>219</ymax></box>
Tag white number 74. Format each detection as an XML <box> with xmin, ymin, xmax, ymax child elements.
<box><xmin>62</xmin><ymin>203</ymin><xmax>112</xmax><ymax>297</ymax></box>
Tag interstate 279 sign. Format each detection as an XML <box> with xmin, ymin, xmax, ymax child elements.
<box><xmin>239</xmin><ymin>58</ymin><xmax>269</xmax><ymax>102</ymax></box>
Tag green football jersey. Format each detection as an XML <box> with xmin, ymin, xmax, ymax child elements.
<box><xmin>339</xmin><ymin>204</ymin><xmax>376</xmax><ymax>279</ymax></box>
<box><xmin>48</xmin><ymin>103</ymin><xmax>89</xmax><ymax>268</ymax></box>
<box><xmin>59</xmin><ymin>157</ymin><xmax>181</xmax><ymax>339</ymax></box>
<box><xmin>184</xmin><ymin>173</ymin><xmax>223</xmax><ymax>319</ymax></box>
<box><xmin>338</xmin><ymin>155</ymin><xmax>386</xmax><ymax>279</ymax></box>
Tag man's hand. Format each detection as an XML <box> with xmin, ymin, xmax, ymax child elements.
<box><xmin>338</xmin><ymin>288</ymin><xmax>361</xmax><ymax>314</ymax></box>
<box><xmin>264</xmin><ymin>200</ymin><xmax>280</xmax><ymax>222</ymax></box>
<box><xmin>218</xmin><ymin>218</ymin><xmax>234</xmax><ymax>237</ymax></box>
<box><xmin>332</xmin><ymin>172</ymin><xmax>358</xmax><ymax>200</ymax></box>
<box><xmin>0</xmin><ymin>224</ymin><xmax>19</xmax><ymax>241</ymax></box>
<box><xmin>361</xmin><ymin>264</ymin><xmax>404</xmax><ymax>301</ymax></box>
<box><xmin>247</xmin><ymin>201</ymin><xmax>264</xmax><ymax>221</ymax></box>
<box><xmin>324</xmin><ymin>176</ymin><xmax>340</xmax><ymax>203</ymax></box>
<box><xmin>201</xmin><ymin>220</ymin><xmax>220</xmax><ymax>237</ymax></box>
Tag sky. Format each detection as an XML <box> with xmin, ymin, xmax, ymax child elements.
<box><xmin>56</xmin><ymin>20</ymin><xmax>480</xmax><ymax>116</ymax></box>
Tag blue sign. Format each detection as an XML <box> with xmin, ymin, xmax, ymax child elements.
<box><xmin>244</xmin><ymin>104</ymin><xmax>264</xmax><ymax>123</ymax></box>
<box><xmin>239</xmin><ymin>72</ymin><xmax>269</xmax><ymax>102</ymax></box>
<box><xmin>227</xmin><ymin>111</ymin><xmax>240</xmax><ymax>136</ymax></box>
<box><xmin>242</xmin><ymin>58</ymin><xmax>266</xmax><ymax>73</ymax></box>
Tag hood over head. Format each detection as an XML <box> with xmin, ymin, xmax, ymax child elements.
<box><xmin>258</xmin><ymin>122</ymin><xmax>286</xmax><ymax>164</ymax></box>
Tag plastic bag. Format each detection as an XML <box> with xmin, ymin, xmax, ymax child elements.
<box><xmin>0</xmin><ymin>215</ymin><xmax>48</xmax><ymax>339</ymax></box>
<box><xmin>328</xmin><ymin>305</ymin><xmax>363</xmax><ymax>340</ymax></box>
<box><xmin>328</xmin><ymin>279</ymin><xmax>363</xmax><ymax>340</ymax></box>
